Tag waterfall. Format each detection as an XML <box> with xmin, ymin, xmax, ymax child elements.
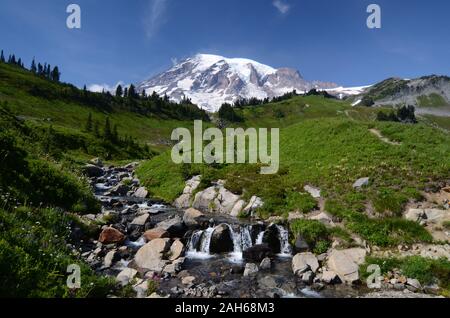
<box><xmin>187</xmin><ymin>227</ymin><xmax>214</xmax><ymax>259</ymax></box>
<box><xmin>241</xmin><ymin>226</ymin><xmax>253</xmax><ymax>251</ymax></box>
<box><xmin>256</xmin><ymin>231</ymin><xmax>265</xmax><ymax>245</ymax></box>
<box><xmin>186</xmin><ymin>223</ymin><xmax>292</xmax><ymax>260</ymax></box>
<box><xmin>276</xmin><ymin>225</ymin><xmax>292</xmax><ymax>255</ymax></box>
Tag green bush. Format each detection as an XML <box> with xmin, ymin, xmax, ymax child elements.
<box><xmin>285</xmin><ymin>191</ymin><xmax>317</xmax><ymax>213</ymax></box>
<box><xmin>290</xmin><ymin>219</ymin><xmax>331</xmax><ymax>253</ymax></box>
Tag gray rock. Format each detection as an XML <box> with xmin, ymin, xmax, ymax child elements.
<box><xmin>406</xmin><ymin>278</ymin><xmax>422</xmax><ymax>291</ymax></box>
<box><xmin>134</xmin><ymin>187</ymin><xmax>148</xmax><ymax>198</ymax></box>
<box><xmin>326</xmin><ymin>248</ymin><xmax>367</xmax><ymax>284</ymax></box>
<box><xmin>243</xmin><ymin>263</ymin><xmax>259</xmax><ymax>277</ymax></box>
<box><xmin>210</xmin><ymin>224</ymin><xmax>234</xmax><ymax>254</ymax></box>
<box><xmin>353</xmin><ymin>177</ymin><xmax>370</xmax><ymax>189</ymax></box>
<box><xmin>131</xmin><ymin>213</ymin><xmax>150</xmax><ymax>226</ymax></box>
<box><xmin>104</xmin><ymin>250</ymin><xmax>117</xmax><ymax>268</ymax></box>
<box><xmin>302</xmin><ymin>271</ymin><xmax>315</xmax><ymax>285</ymax></box>
<box><xmin>116</xmin><ymin>268</ymin><xmax>138</xmax><ymax>286</ymax></box>
<box><xmin>321</xmin><ymin>270</ymin><xmax>342</xmax><ymax>285</ymax></box>
<box><xmin>193</xmin><ymin>186</ymin><xmax>218</xmax><ymax>212</ymax></box>
<box><xmin>83</xmin><ymin>164</ymin><xmax>104</xmax><ymax>178</ymax></box>
<box><xmin>183</xmin><ymin>208</ymin><xmax>207</xmax><ymax>228</ymax></box>
<box><xmin>304</xmin><ymin>185</ymin><xmax>321</xmax><ymax>198</ymax></box>
<box><xmin>294</xmin><ymin>235</ymin><xmax>310</xmax><ymax>253</ymax></box>
<box><xmin>259</xmin><ymin>257</ymin><xmax>272</xmax><ymax>271</ymax></box>
<box><xmin>134</xmin><ymin>238</ymin><xmax>170</xmax><ymax>271</ymax></box>
<box><xmin>169</xmin><ymin>240</ymin><xmax>185</xmax><ymax>261</ymax></box>
<box><xmin>243</xmin><ymin>196</ymin><xmax>264</xmax><ymax>215</ymax></box>
<box><xmin>156</xmin><ymin>216</ymin><xmax>185</xmax><ymax>236</ymax></box>
<box><xmin>292</xmin><ymin>252</ymin><xmax>320</xmax><ymax>275</ymax></box>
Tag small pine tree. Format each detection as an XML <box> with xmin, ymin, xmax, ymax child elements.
<box><xmin>112</xmin><ymin>124</ymin><xmax>119</xmax><ymax>143</ymax></box>
<box><xmin>17</xmin><ymin>58</ymin><xmax>22</xmax><ymax>68</ymax></box>
<box><xmin>51</xmin><ymin>66</ymin><xmax>60</xmax><ymax>82</ymax></box>
<box><xmin>128</xmin><ymin>84</ymin><xmax>137</xmax><ymax>98</ymax></box>
<box><xmin>103</xmin><ymin>117</ymin><xmax>112</xmax><ymax>141</ymax></box>
<box><xmin>123</xmin><ymin>87</ymin><xmax>128</xmax><ymax>98</ymax></box>
<box><xmin>115</xmin><ymin>85</ymin><xmax>123</xmax><ymax>97</ymax></box>
<box><xmin>85</xmin><ymin>113</ymin><xmax>93</xmax><ymax>132</ymax></box>
<box><xmin>38</xmin><ymin>63</ymin><xmax>43</xmax><ymax>75</ymax></box>
<box><xmin>31</xmin><ymin>59</ymin><xmax>37</xmax><ymax>73</ymax></box>
<box><xmin>93</xmin><ymin>120</ymin><xmax>100</xmax><ymax>137</ymax></box>
<box><xmin>0</xmin><ymin>50</ymin><xmax>4</xmax><ymax>63</ymax></box>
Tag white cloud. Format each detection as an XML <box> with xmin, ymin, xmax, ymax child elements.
<box><xmin>87</xmin><ymin>82</ymin><xmax>126</xmax><ymax>94</ymax></box>
<box><xmin>171</xmin><ymin>57</ymin><xmax>178</xmax><ymax>66</ymax></box>
<box><xmin>272</xmin><ymin>0</ymin><xmax>290</xmax><ymax>14</ymax></box>
<box><xmin>144</xmin><ymin>0</ymin><xmax>169</xmax><ymax>38</ymax></box>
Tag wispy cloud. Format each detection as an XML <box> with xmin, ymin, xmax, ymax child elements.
<box><xmin>88</xmin><ymin>82</ymin><xmax>126</xmax><ymax>94</ymax></box>
<box><xmin>144</xmin><ymin>0</ymin><xmax>169</xmax><ymax>38</ymax></box>
<box><xmin>272</xmin><ymin>0</ymin><xmax>290</xmax><ymax>15</ymax></box>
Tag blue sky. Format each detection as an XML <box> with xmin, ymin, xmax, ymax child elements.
<box><xmin>1</xmin><ymin>0</ymin><xmax>449</xmax><ymax>89</ymax></box>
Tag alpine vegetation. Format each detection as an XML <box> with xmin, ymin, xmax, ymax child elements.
<box><xmin>171</xmin><ymin>120</ymin><xmax>279</xmax><ymax>174</ymax></box>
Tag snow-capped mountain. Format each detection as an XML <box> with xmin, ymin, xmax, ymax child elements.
<box><xmin>137</xmin><ymin>54</ymin><xmax>338</xmax><ymax>112</ymax></box>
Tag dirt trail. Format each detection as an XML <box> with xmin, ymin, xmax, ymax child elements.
<box><xmin>369</xmin><ymin>129</ymin><xmax>401</xmax><ymax>146</ymax></box>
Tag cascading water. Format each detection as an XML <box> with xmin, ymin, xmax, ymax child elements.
<box><xmin>186</xmin><ymin>223</ymin><xmax>292</xmax><ymax>261</ymax></box>
<box><xmin>187</xmin><ymin>227</ymin><xmax>215</xmax><ymax>259</ymax></box>
<box><xmin>276</xmin><ymin>225</ymin><xmax>292</xmax><ymax>256</ymax></box>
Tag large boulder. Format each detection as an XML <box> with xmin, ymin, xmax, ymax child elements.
<box><xmin>169</xmin><ymin>240</ymin><xmax>185</xmax><ymax>261</ymax></box>
<box><xmin>193</xmin><ymin>187</ymin><xmax>218</xmax><ymax>212</ymax></box>
<box><xmin>144</xmin><ymin>228</ymin><xmax>170</xmax><ymax>241</ymax></box>
<box><xmin>243</xmin><ymin>244</ymin><xmax>273</xmax><ymax>263</ymax></box>
<box><xmin>83</xmin><ymin>164</ymin><xmax>104</xmax><ymax>178</ymax></box>
<box><xmin>134</xmin><ymin>238</ymin><xmax>171</xmax><ymax>271</ymax></box>
<box><xmin>292</xmin><ymin>252</ymin><xmax>320</xmax><ymax>275</ymax></box>
<box><xmin>156</xmin><ymin>216</ymin><xmax>185</xmax><ymax>237</ymax></box>
<box><xmin>209</xmin><ymin>224</ymin><xmax>234</xmax><ymax>254</ymax></box>
<box><xmin>262</xmin><ymin>224</ymin><xmax>281</xmax><ymax>254</ymax></box>
<box><xmin>243</xmin><ymin>196</ymin><xmax>264</xmax><ymax>216</ymax></box>
<box><xmin>183</xmin><ymin>208</ymin><xmax>208</xmax><ymax>228</ymax></box>
<box><xmin>213</xmin><ymin>186</ymin><xmax>241</xmax><ymax>214</ymax></box>
<box><xmin>98</xmin><ymin>227</ymin><xmax>125</xmax><ymax>244</ymax></box>
<box><xmin>326</xmin><ymin>248</ymin><xmax>366</xmax><ymax>284</ymax></box>
<box><xmin>174</xmin><ymin>176</ymin><xmax>201</xmax><ymax>208</ymax></box>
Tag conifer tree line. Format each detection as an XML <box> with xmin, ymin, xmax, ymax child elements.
<box><xmin>84</xmin><ymin>113</ymin><xmax>148</xmax><ymax>152</ymax></box>
<box><xmin>0</xmin><ymin>49</ymin><xmax>60</xmax><ymax>82</ymax></box>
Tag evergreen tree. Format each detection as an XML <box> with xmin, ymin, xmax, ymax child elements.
<box><xmin>0</xmin><ymin>50</ymin><xmax>4</xmax><ymax>63</ymax></box>
<box><xmin>112</xmin><ymin>124</ymin><xmax>119</xmax><ymax>143</ymax></box>
<box><xmin>123</xmin><ymin>87</ymin><xmax>128</xmax><ymax>98</ymax></box>
<box><xmin>38</xmin><ymin>63</ymin><xmax>43</xmax><ymax>75</ymax></box>
<box><xmin>128</xmin><ymin>84</ymin><xmax>136</xmax><ymax>98</ymax></box>
<box><xmin>93</xmin><ymin>121</ymin><xmax>100</xmax><ymax>137</ymax></box>
<box><xmin>51</xmin><ymin>66</ymin><xmax>60</xmax><ymax>82</ymax></box>
<box><xmin>103</xmin><ymin>117</ymin><xmax>112</xmax><ymax>141</ymax></box>
<box><xmin>30</xmin><ymin>59</ymin><xmax>37</xmax><ymax>73</ymax></box>
<box><xmin>115</xmin><ymin>85</ymin><xmax>123</xmax><ymax>97</ymax></box>
<box><xmin>46</xmin><ymin>64</ymin><xmax>51</xmax><ymax>79</ymax></box>
<box><xmin>17</xmin><ymin>58</ymin><xmax>22</xmax><ymax>68</ymax></box>
<box><xmin>85</xmin><ymin>113</ymin><xmax>93</xmax><ymax>132</ymax></box>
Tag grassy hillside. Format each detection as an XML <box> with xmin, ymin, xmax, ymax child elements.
<box><xmin>0</xmin><ymin>62</ymin><xmax>209</xmax><ymax>154</ymax></box>
<box><xmin>137</xmin><ymin>95</ymin><xmax>450</xmax><ymax>247</ymax></box>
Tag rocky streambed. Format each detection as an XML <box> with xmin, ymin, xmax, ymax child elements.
<box><xmin>73</xmin><ymin>161</ymin><xmax>446</xmax><ymax>298</ymax></box>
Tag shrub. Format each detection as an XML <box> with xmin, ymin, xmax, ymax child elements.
<box><xmin>290</xmin><ymin>219</ymin><xmax>331</xmax><ymax>253</ymax></box>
